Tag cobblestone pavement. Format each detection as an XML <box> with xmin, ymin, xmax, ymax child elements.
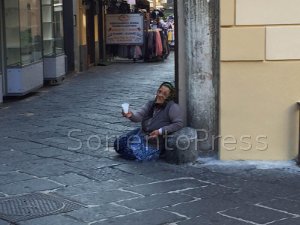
<box><xmin>0</xmin><ymin>53</ymin><xmax>300</xmax><ymax>225</ymax></box>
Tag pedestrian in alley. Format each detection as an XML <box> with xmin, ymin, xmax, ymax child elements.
<box><xmin>114</xmin><ymin>82</ymin><xmax>184</xmax><ymax>161</ymax></box>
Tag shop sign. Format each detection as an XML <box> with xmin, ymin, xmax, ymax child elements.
<box><xmin>106</xmin><ymin>14</ymin><xmax>144</xmax><ymax>45</ymax></box>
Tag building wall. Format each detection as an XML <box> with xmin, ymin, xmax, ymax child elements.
<box><xmin>220</xmin><ymin>0</ymin><xmax>300</xmax><ymax>160</ymax></box>
<box><xmin>0</xmin><ymin>1</ymin><xmax>3</xmax><ymax>103</ymax></box>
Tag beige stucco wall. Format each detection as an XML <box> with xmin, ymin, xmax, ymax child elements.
<box><xmin>220</xmin><ymin>0</ymin><xmax>235</xmax><ymax>26</ymax></box>
<box><xmin>221</xmin><ymin>27</ymin><xmax>265</xmax><ymax>61</ymax></box>
<box><xmin>220</xmin><ymin>0</ymin><xmax>300</xmax><ymax>160</ymax></box>
<box><xmin>236</xmin><ymin>0</ymin><xmax>300</xmax><ymax>25</ymax></box>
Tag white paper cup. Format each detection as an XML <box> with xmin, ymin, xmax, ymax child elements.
<box><xmin>122</xmin><ymin>103</ymin><xmax>129</xmax><ymax>113</ymax></box>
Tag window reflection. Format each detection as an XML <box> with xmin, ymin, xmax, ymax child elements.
<box><xmin>5</xmin><ymin>0</ymin><xmax>42</xmax><ymax>66</ymax></box>
<box><xmin>54</xmin><ymin>0</ymin><xmax>64</xmax><ymax>55</ymax></box>
<box><xmin>42</xmin><ymin>0</ymin><xmax>64</xmax><ymax>56</ymax></box>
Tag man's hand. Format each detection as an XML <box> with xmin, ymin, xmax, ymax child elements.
<box><xmin>122</xmin><ymin>111</ymin><xmax>133</xmax><ymax>118</ymax></box>
<box><xmin>149</xmin><ymin>130</ymin><xmax>160</xmax><ymax>139</ymax></box>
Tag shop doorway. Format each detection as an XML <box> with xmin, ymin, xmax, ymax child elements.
<box><xmin>63</xmin><ymin>0</ymin><xmax>74</xmax><ymax>72</ymax></box>
<box><xmin>86</xmin><ymin>6</ymin><xmax>96</xmax><ymax>66</ymax></box>
<box><xmin>102</xmin><ymin>1</ymin><xmax>175</xmax><ymax>64</ymax></box>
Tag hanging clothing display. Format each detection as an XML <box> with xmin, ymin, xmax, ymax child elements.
<box><xmin>105</xmin><ymin>2</ymin><xmax>170</xmax><ymax>63</ymax></box>
<box><xmin>107</xmin><ymin>45</ymin><xmax>143</xmax><ymax>60</ymax></box>
<box><xmin>155</xmin><ymin>31</ymin><xmax>163</xmax><ymax>57</ymax></box>
<box><xmin>144</xmin><ymin>29</ymin><xmax>169</xmax><ymax>62</ymax></box>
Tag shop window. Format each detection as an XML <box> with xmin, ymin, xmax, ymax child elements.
<box><xmin>42</xmin><ymin>0</ymin><xmax>64</xmax><ymax>56</ymax></box>
<box><xmin>4</xmin><ymin>0</ymin><xmax>42</xmax><ymax>66</ymax></box>
<box><xmin>54</xmin><ymin>0</ymin><xmax>64</xmax><ymax>55</ymax></box>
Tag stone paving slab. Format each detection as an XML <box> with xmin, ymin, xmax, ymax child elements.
<box><xmin>0</xmin><ymin>220</ymin><xmax>9</xmax><ymax>225</ymax></box>
<box><xmin>61</xmin><ymin>117</ymin><xmax>133</xmax><ymax>132</ymax></box>
<box><xmin>0</xmin><ymin>137</ymin><xmax>25</xmax><ymax>145</ymax></box>
<box><xmin>54</xmin><ymin>152</ymin><xmax>102</xmax><ymax>162</ymax></box>
<box><xmin>92</xmin><ymin>209</ymin><xmax>184</xmax><ymax>225</ymax></box>
<box><xmin>114</xmin><ymin>173</ymin><xmax>157</xmax><ymax>186</ymax></box>
<box><xmin>39</xmin><ymin>139</ymin><xmax>86</xmax><ymax>151</ymax></box>
<box><xmin>138</xmin><ymin>169</ymin><xmax>199</xmax><ymax>181</ymax></box>
<box><xmin>176</xmin><ymin>216</ymin><xmax>208</xmax><ymax>225</ymax></box>
<box><xmin>219</xmin><ymin>204</ymin><xmax>294</xmax><ymax>224</ymax></box>
<box><xmin>115</xmin><ymin>162</ymin><xmax>190</xmax><ymax>176</ymax></box>
<box><xmin>222</xmin><ymin>182</ymin><xmax>299</xmax><ymax>204</ymax></box>
<box><xmin>180</xmin><ymin>184</ymin><xmax>237</xmax><ymax>199</ymax></box>
<box><xmin>66</xmin><ymin>158</ymin><xmax>121</xmax><ymax>170</ymax></box>
<box><xmin>0</xmin><ymin>132</ymin><xmax>31</xmax><ymax>142</ymax></box>
<box><xmin>26</xmin><ymin>131</ymin><xmax>62</xmax><ymax>139</ymax></box>
<box><xmin>65</xmin><ymin>204</ymin><xmax>134</xmax><ymax>223</ymax></box>
<box><xmin>0</xmin><ymin>171</ymin><xmax>36</xmax><ymax>185</ymax></box>
<box><xmin>73</xmin><ymin>148</ymin><xmax>113</xmax><ymax>158</ymax></box>
<box><xmin>78</xmin><ymin>113</ymin><xmax>125</xmax><ymax>123</ymax></box>
<box><xmin>54</xmin><ymin>180</ymin><xmax>128</xmax><ymax>197</ymax></box>
<box><xmin>236</xmin><ymin>169</ymin><xmax>300</xmax><ymax>188</ymax></box>
<box><xmin>191</xmin><ymin>172</ymin><xmax>249</xmax><ymax>188</ymax></box>
<box><xmin>20</xmin><ymin>146</ymin><xmax>74</xmax><ymax>158</ymax></box>
<box><xmin>79</xmin><ymin>167</ymin><xmax>132</xmax><ymax>182</ymax></box>
<box><xmin>286</xmin><ymin>193</ymin><xmax>300</xmax><ymax>202</ymax></box>
<box><xmin>266</xmin><ymin>217</ymin><xmax>300</xmax><ymax>225</ymax></box>
<box><xmin>70</xmin><ymin>189</ymin><xmax>142</xmax><ymax>205</ymax></box>
<box><xmin>222</xmin><ymin>189</ymin><xmax>275</xmax><ymax>204</ymax></box>
<box><xmin>48</xmin><ymin>173</ymin><xmax>92</xmax><ymax>186</ymax></box>
<box><xmin>231</xmin><ymin>180</ymin><xmax>297</xmax><ymax>197</ymax></box>
<box><xmin>0</xmin><ymin>150</ymin><xmax>40</xmax><ymax>165</ymax></box>
<box><xmin>164</xmin><ymin>198</ymin><xmax>238</xmax><ymax>218</ymax></box>
<box><xmin>258</xmin><ymin>198</ymin><xmax>300</xmax><ymax>215</ymax></box>
<box><xmin>40</xmin><ymin>136</ymin><xmax>79</xmax><ymax>146</ymax></box>
<box><xmin>0</xmin><ymin>178</ymin><xmax>63</xmax><ymax>195</ymax></box>
<box><xmin>123</xmin><ymin>178</ymin><xmax>208</xmax><ymax>196</ymax></box>
<box><xmin>117</xmin><ymin>193</ymin><xmax>194</xmax><ymax>211</ymax></box>
<box><xmin>13</xmin><ymin>158</ymin><xmax>80</xmax><ymax>177</ymax></box>
<box><xmin>18</xmin><ymin>215</ymin><xmax>87</xmax><ymax>225</ymax></box>
<box><xmin>176</xmin><ymin>215</ymin><xmax>244</xmax><ymax>225</ymax></box>
<box><xmin>7</xmin><ymin>141</ymin><xmax>50</xmax><ymax>150</ymax></box>
<box><xmin>0</xmin><ymin>164</ymin><xmax>15</xmax><ymax>173</ymax></box>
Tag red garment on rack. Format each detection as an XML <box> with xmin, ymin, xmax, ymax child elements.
<box><xmin>155</xmin><ymin>31</ymin><xmax>163</xmax><ymax>57</ymax></box>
